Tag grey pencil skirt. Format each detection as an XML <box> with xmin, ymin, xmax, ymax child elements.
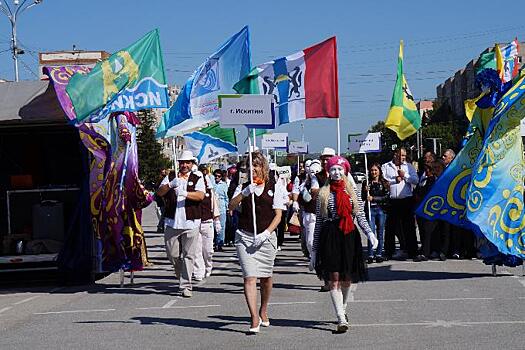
<box><xmin>235</xmin><ymin>229</ymin><xmax>278</xmax><ymax>278</ymax></box>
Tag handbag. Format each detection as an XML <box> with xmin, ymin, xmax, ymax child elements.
<box><xmin>287</xmin><ymin>212</ymin><xmax>302</xmax><ymax>235</ymax></box>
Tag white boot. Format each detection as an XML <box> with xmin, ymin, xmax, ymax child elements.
<box><xmin>341</xmin><ymin>286</ymin><xmax>351</xmax><ymax>322</ymax></box>
<box><xmin>329</xmin><ymin>289</ymin><xmax>348</xmax><ymax>332</ymax></box>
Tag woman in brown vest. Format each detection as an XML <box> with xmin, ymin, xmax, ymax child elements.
<box><xmin>229</xmin><ymin>151</ymin><xmax>288</xmax><ymax>334</ymax></box>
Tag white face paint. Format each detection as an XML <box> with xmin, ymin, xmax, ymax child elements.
<box><xmin>329</xmin><ymin>165</ymin><xmax>345</xmax><ymax>181</ymax></box>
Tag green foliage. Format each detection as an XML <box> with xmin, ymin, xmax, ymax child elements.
<box><xmin>136</xmin><ymin>109</ymin><xmax>171</xmax><ymax>188</ymax></box>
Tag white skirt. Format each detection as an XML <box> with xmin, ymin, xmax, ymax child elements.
<box><xmin>235</xmin><ymin>229</ymin><xmax>277</xmax><ymax>278</ymax></box>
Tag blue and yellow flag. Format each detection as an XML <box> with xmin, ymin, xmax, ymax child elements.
<box><xmin>466</xmin><ymin>75</ymin><xmax>525</xmax><ymax>259</ymax></box>
<box><xmin>415</xmin><ymin>102</ymin><xmax>492</xmax><ymax>228</ymax></box>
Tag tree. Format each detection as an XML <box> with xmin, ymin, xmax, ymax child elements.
<box><xmin>136</xmin><ymin>109</ymin><xmax>170</xmax><ymax>188</ymax></box>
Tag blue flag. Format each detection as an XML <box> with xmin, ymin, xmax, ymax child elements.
<box><xmin>465</xmin><ymin>75</ymin><xmax>525</xmax><ymax>259</ymax></box>
<box><xmin>156</xmin><ymin>26</ymin><xmax>251</xmax><ymax>138</ymax></box>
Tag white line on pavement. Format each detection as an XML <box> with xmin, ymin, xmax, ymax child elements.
<box><xmin>0</xmin><ymin>307</ymin><xmax>12</xmax><ymax>314</ymax></box>
<box><xmin>161</xmin><ymin>299</ymin><xmax>179</xmax><ymax>308</ymax></box>
<box><xmin>351</xmin><ymin>299</ymin><xmax>407</xmax><ymax>303</ymax></box>
<box><xmin>269</xmin><ymin>302</ymin><xmax>317</xmax><ymax>305</ymax></box>
<box><xmin>426</xmin><ymin>297</ymin><xmax>493</xmax><ymax>301</ymax></box>
<box><xmin>13</xmin><ymin>296</ymin><xmax>40</xmax><ymax>305</ymax></box>
<box><xmin>137</xmin><ymin>304</ymin><xmax>220</xmax><ymax>310</ymax></box>
<box><xmin>351</xmin><ymin>320</ymin><xmax>525</xmax><ymax>328</ymax></box>
<box><xmin>34</xmin><ymin>309</ymin><xmax>116</xmax><ymax>315</ymax></box>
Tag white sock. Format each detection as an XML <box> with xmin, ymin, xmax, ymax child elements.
<box><xmin>329</xmin><ymin>288</ymin><xmax>345</xmax><ymax>322</ymax></box>
<box><xmin>341</xmin><ymin>286</ymin><xmax>351</xmax><ymax>311</ymax></box>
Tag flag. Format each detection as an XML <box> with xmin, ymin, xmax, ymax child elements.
<box><xmin>464</xmin><ymin>91</ymin><xmax>487</xmax><ymax>121</ymax></box>
<box><xmin>501</xmin><ymin>38</ymin><xmax>520</xmax><ymax>83</ymax></box>
<box><xmin>495</xmin><ymin>44</ymin><xmax>504</xmax><ymax>81</ymax></box>
<box><xmin>234</xmin><ymin>37</ymin><xmax>339</xmax><ymax>125</ymax></box>
<box><xmin>384</xmin><ymin>41</ymin><xmax>421</xmax><ymax>140</ymax></box>
<box><xmin>183</xmin><ymin>123</ymin><xmax>237</xmax><ymax>163</ymax></box>
<box><xmin>66</xmin><ymin>29</ymin><xmax>169</xmax><ymax>122</ymax></box>
<box><xmin>465</xmin><ymin>74</ymin><xmax>525</xmax><ymax>259</ymax></box>
<box><xmin>476</xmin><ymin>38</ymin><xmax>520</xmax><ymax>82</ymax></box>
<box><xmin>156</xmin><ymin>26</ymin><xmax>251</xmax><ymax>139</ymax></box>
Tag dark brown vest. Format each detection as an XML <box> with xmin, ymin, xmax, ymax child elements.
<box><xmin>238</xmin><ymin>180</ymin><xmax>276</xmax><ymax>234</ymax></box>
<box><xmin>201</xmin><ymin>176</ymin><xmax>213</xmax><ymax>221</ymax></box>
<box><xmin>298</xmin><ymin>180</ymin><xmax>318</xmax><ymax>214</ymax></box>
<box><xmin>163</xmin><ymin>172</ymin><xmax>202</xmax><ymax>221</ymax></box>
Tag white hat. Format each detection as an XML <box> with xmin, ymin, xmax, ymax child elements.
<box><xmin>321</xmin><ymin>147</ymin><xmax>336</xmax><ymax>157</ymax></box>
<box><xmin>178</xmin><ymin>150</ymin><xmax>197</xmax><ymax>162</ymax></box>
<box><xmin>309</xmin><ymin>159</ymin><xmax>322</xmax><ymax>174</ymax></box>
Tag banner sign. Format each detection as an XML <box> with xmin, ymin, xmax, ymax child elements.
<box><xmin>218</xmin><ymin>94</ymin><xmax>275</xmax><ymax>128</ymax></box>
<box><xmin>348</xmin><ymin>132</ymin><xmax>381</xmax><ymax>153</ymax></box>
<box><xmin>261</xmin><ymin>133</ymin><xmax>288</xmax><ymax>149</ymax></box>
<box><xmin>275</xmin><ymin>166</ymin><xmax>292</xmax><ymax>179</ymax></box>
<box><xmin>288</xmin><ymin>141</ymin><xmax>309</xmax><ymax>154</ymax></box>
<box><xmin>521</xmin><ymin>119</ymin><xmax>525</xmax><ymax>136</ymax></box>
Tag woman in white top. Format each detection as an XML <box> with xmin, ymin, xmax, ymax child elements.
<box><xmin>229</xmin><ymin>151</ymin><xmax>288</xmax><ymax>334</ymax></box>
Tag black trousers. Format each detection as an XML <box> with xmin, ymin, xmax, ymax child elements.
<box><xmin>418</xmin><ymin>218</ymin><xmax>450</xmax><ymax>257</ymax></box>
<box><xmin>385</xmin><ymin>197</ymin><xmax>418</xmax><ymax>257</ymax></box>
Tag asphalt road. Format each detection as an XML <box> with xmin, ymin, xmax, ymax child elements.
<box><xmin>1</xmin><ymin>205</ymin><xmax>524</xmax><ymax>350</ymax></box>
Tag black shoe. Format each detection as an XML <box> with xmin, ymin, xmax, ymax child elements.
<box><xmin>216</xmin><ymin>246</ymin><xmax>224</xmax><ymax>252</ymax></box>
<box><xmin>366</xmin><ymin>257</ymin><xmax>374</xmax><ymax>264</ymax></box>
<box><xmin>156</xmin><ymin>227</ymin><xmax>164</xmax><ymax>233</ymax></box>
<box><xmin>439</xmin><ymin>253</ymin><xmax>447</xmax><ymax>261</ymax></box>
<box><xmin>375</xmin><ymin>256</ymin><xmax>384</xmax><ymax>263</ymax></box>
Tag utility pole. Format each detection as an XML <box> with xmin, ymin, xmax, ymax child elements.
<box><xmin>0</xmin><ymin>0</ymin><xmax>43</xmax><ymax>81</ymax></box>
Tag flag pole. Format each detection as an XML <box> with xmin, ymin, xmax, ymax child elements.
<box><xmin>171</xmin><ymin>137</ymin><xmax>177</xmax><ymax>171</ymax></box>
<box><xmin>336</xmin><ymin>118</ymin><xmax>341</xmax><ymax>155</ymax></box>
<box><xmin>247</xmin><ymin>128</ymin><xmax>258</xmax><ymax>238</ymax></box>
<box><xmin>364</xmin><ymin>152</ymin><xmax>371</xmax><ymax>223</ymax></box>
<box><xmin>252</xmin><ymin>129</ymin><xmax>257</xmax><ymax>149</ymax></box>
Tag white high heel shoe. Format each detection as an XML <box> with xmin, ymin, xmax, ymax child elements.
<box><xmin>248</xmin><ymin>319</ymin><xmax>261</xmax><ymax>334</ymax></box>
<box><xmin>260</xmin><ymin>317</ymin><xmax>270</xmax><ymax>327</ymax></box>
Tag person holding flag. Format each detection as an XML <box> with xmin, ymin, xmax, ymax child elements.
<box><xmin>228</xmin><ymin>151</ymin><xmax>289</xmax><ymax>334</ymax></box>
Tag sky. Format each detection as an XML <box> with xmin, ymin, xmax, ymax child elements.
<box><xmin>1</xmin><ymin>0</ymin><xmax>524</xmax><ymax>152</ymax></box>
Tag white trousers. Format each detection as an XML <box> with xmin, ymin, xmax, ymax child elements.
<box><xmin>303</xmin><ymin>212</ymin><xmax>316</xmax><ymax>257</ymax></box>
<box><xmin>193</xmin><ymin>220</ymin><xmax>215</xmax><ymax>279</ymax></box>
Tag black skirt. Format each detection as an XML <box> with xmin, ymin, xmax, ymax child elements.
<box><xmin>315</xmin><ymin>220</ymin><xmax>367</xmax><ymax>282</ymax></box>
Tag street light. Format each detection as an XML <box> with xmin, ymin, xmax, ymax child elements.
<box><xmin>0</xmin><ymin>0</ymin><xmax>43</xmax><ymax>81</ymax></box>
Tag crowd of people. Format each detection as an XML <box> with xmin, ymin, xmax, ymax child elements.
<box><xmin>151</xmin><ymin>145</ymin><xmax>480</xmax><ymax>334</ymax></box>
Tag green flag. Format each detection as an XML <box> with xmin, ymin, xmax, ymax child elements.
<box><xmin>384</xmin><ymin>40</ymin><xmax>421</xmax><ymax>140</ymax></box>
<box><xmin>66</xmin><ymin>29</ymin><xmax>169</xmax><ymax>122</ymax></box>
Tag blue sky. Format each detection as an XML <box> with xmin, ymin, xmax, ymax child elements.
<box><xmin>1</xmin><ymin>0</ymin><xmax>524</xmax><ymax>152</ymax></box>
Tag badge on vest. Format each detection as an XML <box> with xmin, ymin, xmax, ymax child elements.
<box><xmin>188</xmin><ymin>181</ymin><xmax>194</xmax><ymax>186</ymax></box>
<box><xmin>268</xmin><ymin>189</ymin><xmax>274</xmax><ymax>197</ymax></box>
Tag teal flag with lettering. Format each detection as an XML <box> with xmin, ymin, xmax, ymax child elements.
<box><xmin>66</xmin><ymin>29</ymin><xmax>169</xmax><ymax>122</ymax></box>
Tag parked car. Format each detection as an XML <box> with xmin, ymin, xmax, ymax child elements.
<box><xmin>352</xmin><ymin>172</ymin><xmax>366</xmax><ymax>183</ymax></box>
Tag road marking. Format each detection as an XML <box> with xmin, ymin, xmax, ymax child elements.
<box><xmin>269</xmin><ymin>301</ymin><xmax>317</xmax><ymax>305</ymax></box>
<box><xmin>350</xmin><ymin>320</ymin><xmax>525</xmax><ymax>328</ymax></box>
<box><xmin>0</xmin><ymin>307</ymin><xmax>12</xmax><ymax>314</ymax></box>
<box><xmin>13</xmin><ymin>296</ymin><xmax>40</xmax><ymax>305</ymax></box>
<box><xmin>161</xmin><ymin>299</ymin><xmax>179</xmax><ymax>308</ymax></box>
<box><xmin>34</xmin><ymin>309</ymin><xmax>115</xmax><ymax>315</ymax></box>
<box><xmin>137</xmin><ymin>304</ymin><xmax>220</xmax><ymax>310</ymax></box>
<box><xmin>351</xmin><ymin>299</ymin><xmax>407</xmax><ymax>303</ymax></box>
<box><xmin>426</xmin><ymin>297</ymin><xmax>493</xmax><ymax>301</ymax></box>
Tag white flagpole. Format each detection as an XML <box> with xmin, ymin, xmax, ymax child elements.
<box><xmin>247</xmin><ymin>129</ymin><xmax>258</xmax><ymax>238</ymax></box>
<box><xmin>336</xmin><ymin>118</ymin><xmax>341</xmax><ymax>155</ymax></box>
<box><xmin>252</xmin><ymin>129</ymin><xmax>257</xmax><ymax>149</ymax></box>
<box><xmin>171</xmin><ymin>137</ymin><xmax>177</xmax><ymax>171</ymax></box>
<box><xmin>364</xmin><ymin>152</ymin><xmax>371</xmax><ymax>223</ymax></box>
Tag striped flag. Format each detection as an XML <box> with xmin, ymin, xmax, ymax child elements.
<box><xmin>183</xmin><ymin>123</ymin><xmax>237</xmax><ymax>163</ymax></box>
<box><xmin>234</xmin><ymin>37</ymin><xmax>339</xmax><ymax>125</ymax></box>
<box><xmin>384</xmin><ymin>40</ymin><xmax>421</xmax><ymax>140</ymax></box>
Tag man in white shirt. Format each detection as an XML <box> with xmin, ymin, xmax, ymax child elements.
<box><xmin>381</xmin><ymin>147</ymin><xmax>419</xmax><ymax>259</ymax></box>
<box><xmin>157</xmin><ymin>151</ymin><xmax>205</xmax><ymax>298</ymax></box>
